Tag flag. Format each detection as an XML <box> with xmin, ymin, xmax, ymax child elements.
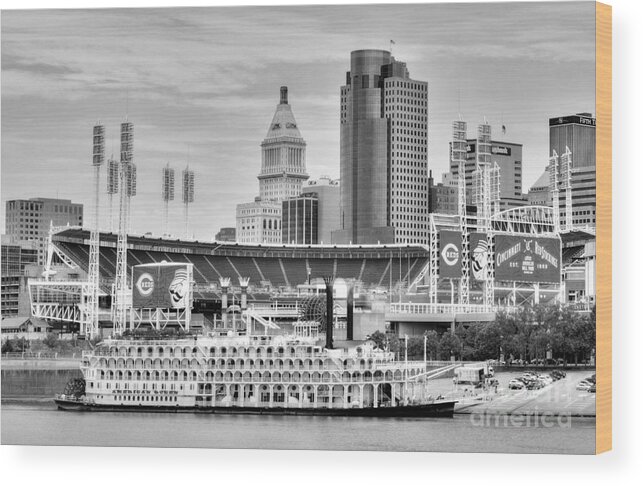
<box><xmin>390</xmin><ymin>40</ymin><xmax>396</xmax><ymax>45</ymax></box>
<box><xmin>502</xmin><ymin>124</ymin><xmax>507</xmax><ymax>135</ymax></box>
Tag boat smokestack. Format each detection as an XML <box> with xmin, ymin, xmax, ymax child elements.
<box><xmin>323</xmin><ymin>276</ymin><xmax>334</xmax><ymax>349</ymax></box>
<box><xmin>219</xmin><ymin>277</ymin><xmax>230</xmax><ymax>326</ymax></box>
<box><xmin>347</xmin><ymin>284</ymin><xmax>354</xmax><ymax>341</ymax></box>
<box><xmin>239</xmin><ymin>277</ymin><xmax>249</xmax><ymax>311</ymax></box>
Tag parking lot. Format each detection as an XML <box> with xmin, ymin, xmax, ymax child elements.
<box><xmin>428</xmin><ymin>369</ymin><xmax>596</xmax><ymax>417</ymax></box>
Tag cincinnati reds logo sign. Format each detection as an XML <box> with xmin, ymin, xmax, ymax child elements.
<box><xmin>168</xmin><ymin>269</ymin><xmax>188</xmax><ymax>308</ymax></box>
<box><xmin>441</xmin><ymin>243</ymin><xmax>459</xmax><ymax>266</ymax></box>
<box><xmin>136</xmin><ymin>273</ymin><xmax>155</xmax><ymax>296</ymax></box>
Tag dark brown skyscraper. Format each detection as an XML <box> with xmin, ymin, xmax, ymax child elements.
<box><xmin>335</xmin><ymin>50</ymin><xmax>429</xmax><ymax>245</ymax></box>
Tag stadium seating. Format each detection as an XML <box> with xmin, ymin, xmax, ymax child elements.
<box><xmin>334</xmin><ymin>259</ymin><xmax>363</xmax><ymax>281</ymax></box>
<box><xmin>53</xmin><ymin>230</ymin><xmax>431</xmax><ymax>294</ymax></box>
<box><xmin>254</xmin><ymin>258</ymin><xmax>287</xmax><ymax>286</ymax></box>
<box><xmin>307</xmin><ymin>258</ymin><xmax>335</xmax><ymax>280</ymax></box>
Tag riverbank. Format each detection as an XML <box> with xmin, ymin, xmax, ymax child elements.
<box><xmin>1</xmin><ymin>365</ymin><xmax>82</xmax><ymax>399</ymax></box>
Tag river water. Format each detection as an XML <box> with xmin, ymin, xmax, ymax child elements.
<box><xmin>1</xmin><ymin>402</ymin><xmax>595</xmax><ymax>454</ymax></box>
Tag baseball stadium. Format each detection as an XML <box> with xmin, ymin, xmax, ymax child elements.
<box><xmin>28</xmin><ymin>207</ymin><xmax>595</xmax><ymax>340</ymax></box>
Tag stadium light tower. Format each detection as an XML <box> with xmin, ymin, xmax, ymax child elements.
<box><xmin>182</xmin><ymin>166</ymin><xmax>195</xmax><ymax>239</ymax></box>
<box><xmin>107</xmin><ymin>155</ymin><xmax>119</xmax><ymax>232</ymax></box>
<box><xmin>84</xmin><ymin>123</ymin><xmax>105</xmax><ymax>338</ymax></box>
<box><xmin>452</xmin><ymin>119</ymin><xmax>470</xmax><ymax>305</ymax></box>
<box><xmin>112</xmin><ymin>121</ymin><xmax>136</xmax><ymax>336</ymax></box>
<box><xmin>560</xmin><ymin>146</ymin><xmax>573</xmax><ymax>231</ymax></box>
<box><xmin>548</xmin><ymin>146</ymin><xmax>573</xmax><ymax>232</ymax></box>
<box><xmin>548</xmin><ymin>150</ymin><xmax>560</xmax><ymax>234</ymax></box>
<box><xmin>472</xmin><ymin>121</ymin><xmax>498</xmax><ymax>310</ymax></box>
<box><xmin>162</xmin><ymin>163</ymin><xmax>175</xmax><ymax>236</ymax></box>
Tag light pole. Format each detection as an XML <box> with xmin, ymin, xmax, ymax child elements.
<box><xmin>423</xmin><ymin>333</ymin><xmax>427</xmax><ymax>367</ymax></box>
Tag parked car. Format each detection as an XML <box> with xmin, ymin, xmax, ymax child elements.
<box><xmin>527</xmin><ymin>380</ymin><xmax>544</xmax><ymax>390</ymax></box>
<box><xmin>550</xmin><ymin>370</ymin><xmax>566</xmax><ymax>380</ymax></box>
<box><xmin>508</xmin><ymin>379</ymin><xmax>525</xmax><ymax>390</ymax></box>
<box><xmin>576</xmin><ymin>380</ymin><xmax>593</xmax><ymax>391</ymax></box>
<box><xmin>588</xmin><ymin>384</ymin><xmax>596</xmax><ymax>393</ymax></box>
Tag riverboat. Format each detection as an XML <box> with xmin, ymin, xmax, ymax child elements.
<box><xmin>55</xmin><ymin>328</ymin><xmax>456</xmax><ymax>417</ymax></box>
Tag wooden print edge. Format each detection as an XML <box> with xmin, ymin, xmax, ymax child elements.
<box><xmin>595</xmin><ymin>0</ymin><xmax>612</xmax><ymax>455</ymax></box>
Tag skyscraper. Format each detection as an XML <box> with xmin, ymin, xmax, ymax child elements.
<box><xmin>549</xmin><ymin>113</ymin><xmax>596</xmax><ymax>169</ymax></box>
<box><xmin>452</xmin><ymin>138</ymin><xmax>525</xmax><ymax>211</ymax></box>
<box><xmin>236</xmin><ymin>87</ymin><xmax>309</xmax><ymax>244</ymax></box>
<box><xmin>5</xmin><ymin>197</ymin><xmax>83</xmax><ymax>266</ymax></box>
<box><xmin>549</xmin><ymin>113</ymin><xmax>596</xmax><ymax>228</ymax></box>
<box><xmin>302</xmin><ymin>176</ymin><xmax>340</xmax><ymax>244</ymax></box>
<box><xmin>282</xmin><ymin>192</ymin><xmax>318</xmax><ymax>245</ymax></box>
<box><xmin>335</xmin><ymin>50</ymin><xmax>429</xmax><ymax>245</ymax></box>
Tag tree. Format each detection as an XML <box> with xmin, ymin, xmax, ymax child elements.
<box><xmin>438</xmin><ymin>332</ymin><xmax>461</xmax><ymax>360</ymax></box>
<box><xmin>406</xmin><ymin>336</ymin><xmax>425</xmax><ymax>360</ymax></box>
<box><xmin>456</xmin><ymin>323</ymin><xmax>481</xmax><ymax>360</ymax></box>
<box><xmin>424</xmin><ymin>330</ymin><xmax>439</xmax><ymax>361</ymax></box>
<box><xmin>474</xmin><ymin>321</ymin><xmax>502</xmax><ymax>360</ymax></box>
<box><xmin>43</xmin><ymin>332</ymin><xmax>59</xmax><ymax>350</ymax></box>
<box><xmin>1</xmin><ymin>337</ymin><xmax>29</xmax><ymax>353</ymax></box>
<box><xmin>366</xmin><ymin>330</ymin><xmax>399</xmax><ymax>354</ymax></box>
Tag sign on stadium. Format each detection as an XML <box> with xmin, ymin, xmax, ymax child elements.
<box><xmin>132</xmin><ymin>263</ymin><xmax>192</xmax><ymax>309</ymax></box>
<box><xmin>439</xmin><ymin>231</ymin><xmax>462</xmax><ymax>278</ymax></box>
<box><xmin>494</xmin><ymin>235</ymin><xmax>561</xmax><ymax>283</ymax></box>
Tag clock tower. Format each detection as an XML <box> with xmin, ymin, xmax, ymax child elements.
<box><xmin>258</xmin><ymin>86</ymin><xmax>309</xmax><ymax>202</ymax></box>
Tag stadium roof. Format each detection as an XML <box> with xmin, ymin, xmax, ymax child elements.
<box><xmin>560</xmin><ymin>229</ymin><xmax>595</xmax><ymax>246</ymax></box>
<box><xmin>52</xmin><ymin>228</ymin><xmax>430</xmax><ymax>257</ymax></box>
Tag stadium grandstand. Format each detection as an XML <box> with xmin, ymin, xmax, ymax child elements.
<box><xmin>51</xmin><ymin>228</ymin><xmax>431</xmax><ymax>303</ymax></box>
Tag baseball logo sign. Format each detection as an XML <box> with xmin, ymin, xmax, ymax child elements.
<box><xmin>168</xmin><ymin>268</ymin><xmax>188</xmax><ymax>308</ymax></box>
<box><xmin>441</xmin><ymin>243</ymin><xmax>460</xmax><ymax>266</ymax></box>
<box><xmin>136</xmin><ymin>272</ymin><xmax>155</xmax><ymax>296</ymax></box>
<box><xmin>471</xmin><ymin>239</ymin><xmax>488</xmax><ymax>281</ymax></box>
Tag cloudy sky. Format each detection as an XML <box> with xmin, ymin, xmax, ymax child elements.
<box><xmin>1</xmin><ymin>2</ymin><xmax>595</xmax><ymax>240</ymax></box>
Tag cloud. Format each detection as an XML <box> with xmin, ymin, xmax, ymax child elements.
<box><xmin>1</xmin><ymin>3</ymin><xmax>595</xmax><ymax>238</ymax></box>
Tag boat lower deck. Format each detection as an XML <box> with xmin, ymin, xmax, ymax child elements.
<box><xmin>55</xmin><ymin>398</ymin><xmax>456</xmax><ymax>417</ymax></box>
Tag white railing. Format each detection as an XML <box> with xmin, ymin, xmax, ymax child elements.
<box><xmin>2</xmin><ymin>351</ymin><xmax>82</xmax><ymax>360</ymax></box>
<box><xmin>388</xmin><ymin>302</ymin><xmax>493</xmax><ymax>315</ymax></box>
